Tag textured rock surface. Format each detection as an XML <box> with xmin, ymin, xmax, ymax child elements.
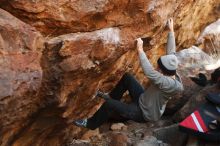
<box><xmin>1</xmin><ymin>0</ymin><xmax>219</xmax><ymax>48</ymax></box>
<box><xmin>173</xmin><ymin>84</ymin><xmax>220</xmax><ymax>122</ymax></box>
<box><xmin>198</xmin><ymin>19</ymin><xmax>220</xmax><ymax>54</ymax></box>
<box><xmin>0</xmin><ymin>0</ymin><xmax>220</xmax><ymax>146</ymax></box>
<box><xmin>153</xmin><ymin>124</ymin><xmax>187</xmax><ymax>146</ymax></box>
<box><xmin>77</xmin><ymin>120</ymin><xmax>174</xmax><ymax>146</ymax></box>
<box><xmin>0</xmin><ymin>9</ymin><xmax>44</xmax><ymax>146</ymax></box>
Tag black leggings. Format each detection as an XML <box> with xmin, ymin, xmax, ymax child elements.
<box><xmin>87</xmin><ymin>73</ymin><xmax>145</xmax><ymax>130</ymax></box>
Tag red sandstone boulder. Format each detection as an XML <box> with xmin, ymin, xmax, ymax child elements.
<box><xmin>1</xmin><ymin>0</ymin><xmax>219</xmax><ymax>49</ymax></box>
<box><xmin>0</xmin><ymin>0</ymin><xmax>219</xmax><ymax>145</ymax></box>
<box><xmin>0</xmin><ymin>9</ymin><xmax>44</xmax><ymax>146</ymax></box>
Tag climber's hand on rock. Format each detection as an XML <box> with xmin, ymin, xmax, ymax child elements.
<box><xmin>167</xmin><ymin>18</ymin><xmax>174</xmax><ymax>32</ymax></box>
<box><xmin>136</xmin><ymin>38</ymin><xmax>143</xmax><ymax>52</ymax></box>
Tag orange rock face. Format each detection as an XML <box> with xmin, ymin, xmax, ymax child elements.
<box><xmin>0</xmin><ymin>9</ymin><xmax>44</xmax><ymax>146</ymax></box>
<box><xmin>1</xmin><ymin>0</ymin><xmax>219</xmax><ymax>48</ymax></box>
<box><xmin>0</xmin><ymin>0</ymin><xmax>219</xmax><ymax>146</ymax></box>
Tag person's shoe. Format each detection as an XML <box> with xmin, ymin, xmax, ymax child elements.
<box><xmin>95</xmin><ymin>90</ymin><xmax>110</xmax><ymax>100</ymax></box>
<box><xmin>74</xmin><ymin>119</ymin><xmax>88</xmax><ymax>128</ymax></box>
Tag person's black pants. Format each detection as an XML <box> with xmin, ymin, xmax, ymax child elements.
<box><xmin>87</xmin><ymin>73</ymin><xmax>145</xmax><ymax>130</ymax></box>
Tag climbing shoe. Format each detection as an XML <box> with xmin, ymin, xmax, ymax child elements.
<box><xmin>95</xmin><ymin>90</ymin><xmax>110</xmax><ymax>100</ymax></box>
<box><xmin>74</xmin><ymin>119</ymin><xmax>88</xmax><ymax>128</ymax></box>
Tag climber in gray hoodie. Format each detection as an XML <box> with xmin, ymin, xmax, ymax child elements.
<box><xmin>74</xmin><ymin>18</ymin><xmax>184</xmax><ymax>130</ymax></box>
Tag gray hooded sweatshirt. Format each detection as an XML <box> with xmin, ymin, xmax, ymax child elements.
<box><xmin>138</xmin><ymin>32</ymin><xmax>184</xmax><ymax>121</ymax></box>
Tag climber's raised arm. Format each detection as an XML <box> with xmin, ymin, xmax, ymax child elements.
<box><xmin>166</xmin><ymin>18</ymin><xmax>176</xmax><ymax>55</ymax></box>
